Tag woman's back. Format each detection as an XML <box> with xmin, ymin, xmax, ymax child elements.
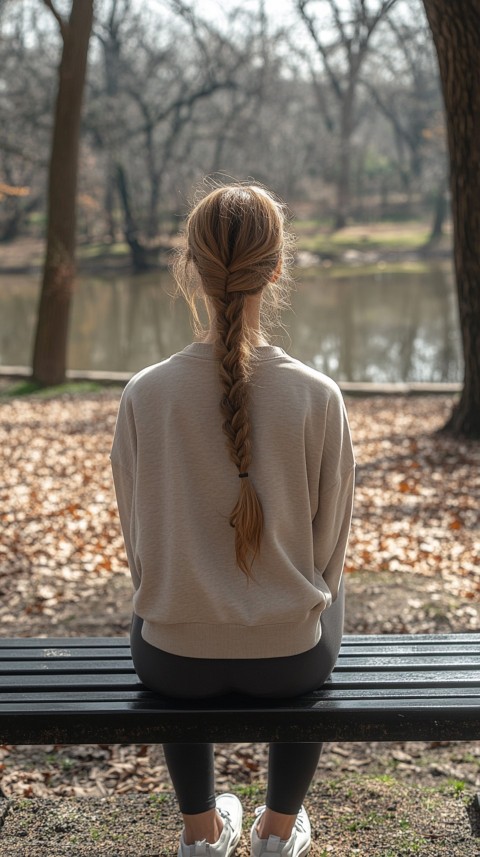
<box><xmin>111</xmin><ymin>340</ymin><xmax>354</xmax><ymax>659</ymax></box>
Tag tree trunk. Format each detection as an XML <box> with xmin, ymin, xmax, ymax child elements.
<box><xmin>116</xmin><ymin>163</ymin><xmax>150</xmax><ymax>272</ymax></box>
<box><xmin>429</xmin><ymin>179</ymin><xmax>448</xmax><ymax>242</ymax></box>
<box><xmin>334</xmin><ymin>92</ymin><xmax>354</xmax><ymax>231</ymax></box>
<box><xmin>31</xmin><ymin>0</ymin><xmax>94</xmax><ymax>386</ymax></box>
<box><xmin>104</xmin><ymin>163</ymin><xmax>117</xmax><ymax>243</ymax></box>
<box><xmin>145</xmin><ymin>124</ymin><xmax>161</xmax><ymax>239</ymax></box>
<box><xmin>0</xmin><ymin>194</ymin><xmax>40</xmax><ymax>242</ymax></box>
<box><xmin>423</xmin><ymin>0</ymin><xmax>480</xmax><ymax>437</ymax></box>
<box><xmin>1</xmin><ymin>202</ymin><xmax>23</xmax><ymax>242</ymax></box>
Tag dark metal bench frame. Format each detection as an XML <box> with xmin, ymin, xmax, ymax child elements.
<box><xmin>1</xmin><ymin>633</ymin><xmax>479</xmax><ymax>745</ymax></box>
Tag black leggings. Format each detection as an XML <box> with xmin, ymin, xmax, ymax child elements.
<box><xmin>130</xmin><ymin>578</ymin><xmax>344</xmax><ymax>815</ymax></box>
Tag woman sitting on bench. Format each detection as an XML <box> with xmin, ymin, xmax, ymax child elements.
<box><xmin>111</xmin><ymin>182</ymin><xmax>355</xmax><ymax>857</ymax></box>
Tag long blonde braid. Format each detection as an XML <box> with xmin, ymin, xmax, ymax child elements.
<box><xmin>211</xmin><ymin>289</ymin><xmax>262</xmax><ymax>576</ymax></box>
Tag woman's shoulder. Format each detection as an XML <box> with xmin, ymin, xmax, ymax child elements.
<box><xmin>272</xmin><ymin>351</ymin><xmax>343</xmax><ymax>400</ymax></box>
<box><xmin>121</xmin><ymin>352</ymin><xmax>186</xmax><ymax>398</ymax></box>
<box><xmin>124</xmin><ymin>357</ymin><xmax>172</xmax><ymax>396</ymax></box>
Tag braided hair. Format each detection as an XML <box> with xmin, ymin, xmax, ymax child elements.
<box><xmin>173</xmin><ymin>184</ymin><xmax>292</xmax><ymax>578</ymax></box>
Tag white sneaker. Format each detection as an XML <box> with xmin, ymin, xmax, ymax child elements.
<box><xmin>178</xmin><ymin>793</ymin><xmax>243</xmax><ymax>857</ymax></box>
<box><xmin>250</xmin><ymin>805</ymin><xmax>311</xmax><ymax>857</ymax></box>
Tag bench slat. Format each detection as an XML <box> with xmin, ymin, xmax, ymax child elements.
<box><xmin>336</xmin><ymin>656</ymin><xmax>480</xmax><ymax>669</ymax></box>
<box><xmin>2</xmin><ymin>696</ymin><xmax>480</xmax><ymax>714</ymax></box>
<box><xmin>0</xmin><ymin>660</ymin><xmax>136</xmax><ymax>674</ymax></box>
<box><xmin>2</xmin><ymin>685</ymin><xmax>480</xmax><ymax>704</ymax></box>
<box><xmin>0</xmin><ymin>674</ymin><xmax>142</xmax><ymax>689</ymax></box>
<box><xmin>336</xmin><ymin>644</ymin><xmax>480</xmax><ymax>656</ymax></box>
<box><xmin>1</xmin><ymin>632</ymin><xmax>478</xmax><ymax>648</ymax></box>
<box><xmin>339</xmin><ymin>633</ymin><xmax>480</xmax><ymax>644</ymax></box>
<box><xmin>0</xmin><ymin>655</ymin><xmax>480</xmax><ymax>680</ymax></box>
<box><xmin>0</xmin><ymin>648</ymin><xmax>134</xmax><ymax>661</ymax></box>
<box><xmin>327</xmin><ymin>671</ymin><xmax>480</xmax><ymax>687</ymax></box>
<box><xmin>1</xmin><ymin>705</ymin><xmax>478</xmax><ymax>744</ymax></box>
<box><xmin>1</xmin><ymin>669</ymin><xmax>480</xmax><ymax>692</ymax></box>
<box><xmin>0</xmin><ymin>637</ymin><xmax>130</xmax><ymax>648</ymax></box>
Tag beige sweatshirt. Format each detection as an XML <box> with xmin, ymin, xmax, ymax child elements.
<box><xmin>111</xmin><ymin>342</ymin><xmax>355</xmax><ymax>659</ymax></box>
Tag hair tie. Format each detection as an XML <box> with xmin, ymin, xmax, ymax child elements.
<box><xmin>239</xmin><ymin>472</ymin><xmax>249</xmax><ymax>478</ymax></box>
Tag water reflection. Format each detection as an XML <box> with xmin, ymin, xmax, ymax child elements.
<box><xmin>289</xmin><ymin>265</ymin><xmax>461</xmax><ymax>382</ymax></box>
<box><xmin>0</xmin><ymin>264</ymin><xmax>462</xmax><ymax>383</ymax></box>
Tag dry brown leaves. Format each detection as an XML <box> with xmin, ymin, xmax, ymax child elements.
<box><xmin>0</xmin><ymin>394</ymin><xmax>127</xmax><ymax>631</ymax></box>
<box><xmin>345</xmin><ymin>395</ymin><xmax>479</xmax><ymax>604</ymax></box>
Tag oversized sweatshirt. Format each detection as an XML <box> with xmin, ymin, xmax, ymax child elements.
<box><xmin>110</xmin><ymin>342</ymin><xmax>355</xmax><ymax>659</ymax></box>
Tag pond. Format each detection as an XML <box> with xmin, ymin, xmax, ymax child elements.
<box><xmin>0</xmin><ymin>262</ymin><xmax>462</xmax><ymax>383</ymax></box>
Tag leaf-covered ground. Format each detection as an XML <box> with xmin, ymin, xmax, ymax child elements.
<box><xmin>1</xmin><ymin>391</ymin><xmax>478</xmax><ymax>639</ymax></box>
<box><xmin>0</xmin><ymin>390</ymin><xmax>479</xmax><ymax>856</ymax></box>
<box><xmin>347</xmin><ymin>396</ymin><xmax>479</xmax><ymax>607</ymax></box>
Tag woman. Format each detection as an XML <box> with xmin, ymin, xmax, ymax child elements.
<box><xmin>111</xmin><ymin>183</ymin><xmax>355</xmax><ymax>857</ymax></box>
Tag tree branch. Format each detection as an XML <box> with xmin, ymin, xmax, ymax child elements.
<box><xmin>297</xmin><ymin>0</ymin><xmax>344</xmax><ymax>101</ymax></box>
<box><xmin>367</xmin><ymin>0</ymin><xmax>398</xmax><ymax>36</ymax></box>
<box><xmin>327</xmin><ymin>0</ymin><xmax>349</xmax><ymax>49</ymax></box>
<box><xmin>360</xmin><ymin>76</ymin><xmax>413</xmax><ymax>147</ymax></box>
<box><xmin>42</xmin><ymin>0</ymin><xmax>68</xmax><ymax>40</ymax></box>
<box><xmin>167</xmin><ymin>0</ymin><xmax>211</xmax><ymax>67</ymax></box>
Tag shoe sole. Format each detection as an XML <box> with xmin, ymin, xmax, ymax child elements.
<box><xmin>250</xmin><ymin>832</ymin><xmax>311</xmax><ymax>857</ymax></box>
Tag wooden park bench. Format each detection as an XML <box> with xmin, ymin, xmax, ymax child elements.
<box><xmin>1</xmin><ymin>632</ymin><xmax>479</xmax><ymax>745</ymax></box>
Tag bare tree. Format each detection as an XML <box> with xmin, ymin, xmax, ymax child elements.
<box><xmin>422</xmin><ymin>0</ymin><xmax>480</xmax><ymax>437</ymax></box>
<box><xmin>87</xmin><ymin>0</ymin><xmax>243</xmax><ymax>269</ymax></box>
<box><xmin>0</xmin><ymin>0</ymin><xmax>455</xmax><ymax>252</ymax></box>
<box><xmin>0</xmin><ymin>3</ymin><xmax>54</xmax><ymax>240</ymax></box>
<box><xmin>297</xmin><ymin>0</ymin><xmax>398</xmax><ymax>229</ymax></box>
<box><xmin>361</xmin><ymin>8</ymin><xmax>442</xmax><ymax>200</ymax></box>
<box><xmin>31</xmin><ymin>0</ymin><xmax>94</xmax><ymax>386</ymax></box>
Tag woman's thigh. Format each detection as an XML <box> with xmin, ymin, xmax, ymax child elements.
<box><xmin>130</xmin><ymin>577</ymin><xmax>345</xmax><ymax>699</ymax></box>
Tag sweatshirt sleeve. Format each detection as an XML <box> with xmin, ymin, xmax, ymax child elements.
<box><xmin>110</xmin><ymin>389</ymin><xmax>141</xmax><ymax>592</ymax></box>
<box><xmin>312</xmin><ymin>389</ymin><xmax>355</xmax><ymax>603</ymax></box>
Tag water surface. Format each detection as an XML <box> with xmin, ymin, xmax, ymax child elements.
<box><xmin>0</xmin><ymin>263</ymin><xmax>462</xmax><ymax>383</ymax></box>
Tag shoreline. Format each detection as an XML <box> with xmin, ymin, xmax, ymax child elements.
<box><xmin>0</xmin><ymin>226</ymin><xmax>453</xmax><ymax>279</ymax></box>
<box><xmin>0</xmin><ymin>365</ymin><xmax>462</xmax><ymax>396</ymax></box>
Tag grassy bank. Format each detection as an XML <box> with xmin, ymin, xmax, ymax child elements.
<box><xmin>294</xmin><ymin>219</ymin><xmax>441</xmax><ymax>255</ymax></box>
<box><xmin>75</xmin><ymin>219</ymin><xmax>452</xmax><ymax>267</ymax></box>
<box><xmin>0</xmin><ymin>219</ymin><xmax>452</xmax><ymax>277</ymax></box>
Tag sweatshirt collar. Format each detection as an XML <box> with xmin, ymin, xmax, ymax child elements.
<box><xmin>180</xmin><ymin>342</ymin><xmax>286</xmax><ymax>361</ymax></box>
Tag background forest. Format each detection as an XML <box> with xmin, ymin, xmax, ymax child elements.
<box><xmin>0</xmin><ymin>0</ymin><xmax>448</xmax><ymax>254</ymax></box>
